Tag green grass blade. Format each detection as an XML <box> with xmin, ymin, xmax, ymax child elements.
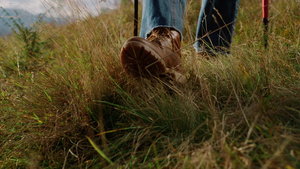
<box><xmin>86</xmin><ymin>137</ymin><xmax>114</xmax><ymax>165</ymax></box>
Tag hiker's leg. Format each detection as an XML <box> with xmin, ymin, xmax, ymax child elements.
<box><xmin>139</xmin><ymin>0</ymin><xmax>187</xmax><ymax>40</ymax></box>
<box><xmin>194</xmin><ymin>0</ymin><xmax>240</xmax><ymax>54</ymax></box>
<box><xmin>121</xmin><ymin>0</ymin><xmax>187</xmax><ymax>83</ymax></box>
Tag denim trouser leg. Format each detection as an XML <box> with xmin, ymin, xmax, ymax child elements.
<box><xmin>194</xmin><ymin>0</ymin><xmax>240</xmax><ymax>53</ymax></box>
<box><xmin>139</xmin><ymin>0</ymin><xmax>187</xmax><ymax>39</ymax></box>
<box><xmin>139</xmin><ymin>0</ymin><xmax>239</xmax><ymax>53</ymax></box>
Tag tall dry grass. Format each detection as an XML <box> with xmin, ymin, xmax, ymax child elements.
<box><xmin>0</xmin><ymin>0</ymin><xmax>299</xmax><ymax>168</ymax></box>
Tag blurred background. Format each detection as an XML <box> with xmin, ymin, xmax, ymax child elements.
<box><xmin>0</xmin><ymin>0</ymin><xmax>125</xmax><ymax>36</ymax></box>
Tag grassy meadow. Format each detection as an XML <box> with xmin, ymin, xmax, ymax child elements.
<box><xmin>0</xmin><ymin>0</ymin><xmax>299</xmax><ymax>168</ymax></box>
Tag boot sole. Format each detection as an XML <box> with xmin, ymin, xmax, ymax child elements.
<box><xmin>121</xmin><ymin>37</ymin><xmax>186</xmax><ymax>83</ymax></box>
<box><xmin>121</xmin><ymin>38</ymin><xmax>167</xmax><ymax>77</ymax></box>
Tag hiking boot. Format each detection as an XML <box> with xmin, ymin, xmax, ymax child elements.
<box><xmin>120</xmin><ymin>28</ymin><xmax>185</xmax><ymax>83</ymax></box>
<box><xmin>196</xmin><ymin>46</ymin><xmax>230</xmax><ymax>60</ymax></box>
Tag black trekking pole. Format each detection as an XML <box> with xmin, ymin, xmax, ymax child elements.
<box><xmin>134</xmin><ymin>0</ymin><xmax>138</xmax><ymax>36</ymax></box>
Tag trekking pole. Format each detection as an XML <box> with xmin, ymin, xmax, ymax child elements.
<box><xmin>263</xmin><ymin>0</ymin><xmax>269</xmax><ymax>49</ymax></box>
<box><xmin>134</xmin><ymin>0</ymin><xmax>138</xmax><ymax>36</ymax></box>
<box><xmin>263</xmin><ymin>0</ymin><xmax>271</xmax><ymax>95</ymax></box>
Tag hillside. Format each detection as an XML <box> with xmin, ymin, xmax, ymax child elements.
<box><xmin>0</xmin><ymin>8</ymin><xmax>58</xmax><ymax>36</ymax></box>
<box><xmin>0</xmin><ymin>1</ymin><xmax>299</xmax><ymax>168</ymax></box>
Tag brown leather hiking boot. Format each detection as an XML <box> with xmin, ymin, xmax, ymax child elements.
<box><xmin>120</xmin><ymin>28</ymin><xmax>185</xmax><ymax>83</ymax></box>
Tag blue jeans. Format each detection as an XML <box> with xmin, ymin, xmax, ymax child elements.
<box><xmin>140</xmin><ymin>0</ymin><xmax>240</xmax><ymax>54</ymax></box>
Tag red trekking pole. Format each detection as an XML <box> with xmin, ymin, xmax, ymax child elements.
<box><xmin>263</xmin><ymin>0</ymin><xmax>269</xmax><ymax>49</ymax></box>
